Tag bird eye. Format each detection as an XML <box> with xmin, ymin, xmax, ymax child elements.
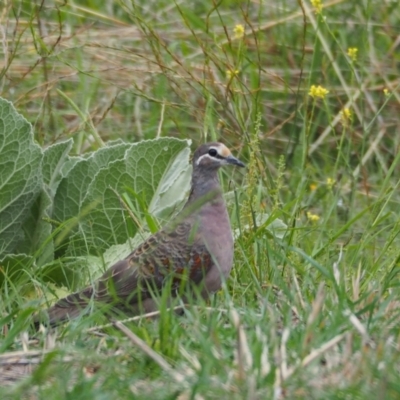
<box><xmin>208</xmin><ymin>148</ymin><xmax>218</xmax><ymax>157</ymax></box>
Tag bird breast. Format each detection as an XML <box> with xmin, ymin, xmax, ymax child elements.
<box><xmin>198</xmin><ymin>199</ymin><xmax>234</xmax><ymax>293</ymax></box>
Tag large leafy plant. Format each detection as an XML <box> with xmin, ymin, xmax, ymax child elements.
<box><xmin>0</xmin><ymin>97</ymin><xmax>191</xmax><ymax>294</ymax></box>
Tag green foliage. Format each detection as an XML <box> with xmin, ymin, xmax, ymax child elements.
<box><xmin>0</xmin><ymin>97</ymin><xmax>191</xmax><ymax>295</ymax></box>
<box><xmin>1</xmin><ymin>0</ymin><xmax>400</xmax><ymax>398</ymax></box>
<box><xmin>0</xmin><ymin>99</ymin><xmax>43</xmax><ymax>255</ymax></box>
<box><xmin>53</xmin><ymin>138</ymin><xmax>190</xmax><ymax>257</ymax></box>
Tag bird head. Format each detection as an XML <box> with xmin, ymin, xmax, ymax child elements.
<box><xmin>193</xmin><ymin>142</ymin><xmax>245</xmax><ymax>171</ymax></box>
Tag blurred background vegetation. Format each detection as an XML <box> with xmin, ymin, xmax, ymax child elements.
<box><xmin>1</xmin><ymin>0</ymin><xmax>400</xmax><ymax>398</ymax></box>
<box><xmin>3</xmin><ymin>0</ymin><xmax>400</xmax><ymax>220</ymax></box>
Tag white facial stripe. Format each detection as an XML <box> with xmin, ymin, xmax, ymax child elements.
<box><xmin>195</xmin><ymin>144</ymin><xmax>232</xmax><ymax>165</ymax></box>
<box><xmin>196</xmin><ymin>153</ymin><xmax>224</xmax><ymax>166</ymax></box>
<box><xmin>209</xmin><ymin>146</ymin><xmax>220</xmax><ymax>154</ymax></box>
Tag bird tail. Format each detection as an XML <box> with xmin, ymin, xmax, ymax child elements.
<box><xmin>34</xmin><ymin>288</ymin><xmax>93</xmax><ymax>328</ymax></box>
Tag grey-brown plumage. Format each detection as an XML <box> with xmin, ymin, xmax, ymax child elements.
<box><xmin>36</xmin><ymin>142</ymin><xmax>245</xmax><ymax>326</ymax></box>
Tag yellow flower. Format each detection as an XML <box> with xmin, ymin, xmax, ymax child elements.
<box><xmin>383</xmin><ymin>88</ymin><xmax>390</xmax><ymax>97</ymax></box>
<box><xmin>233</xmin><ymin>24</ymin><xmax>245</xmax><ymax>39</ymax></box>
<box><xmin>340</xmin><ymin>108</ymin><xmax>352</xmax><ymax>123</ymax></box>
<box><xmin>310</xmin><ymin>183</ymin><xmax>318</xmax><ymax>191</ymax></box>
<box><xmin>226</xmin><ymin>69</ymin><xmax>240</xmax><ymax>79</ymax></box>
<box><xmin>347</xmin><ymin>47</ymin><xmax>358</xmax><ymax>62</ymax></box>
<box><xmin>307</xmin><ymin>212</ymin><xmax>320</xmax><ymax>222</ymax></box>
<box><xmin>309</xmin><ymin>85</ymin><xmax>329</xmax><ymax>99</ymax></box>
<box><xmin>326</xmin><ymin>177</ymin><xmax>335</xmax><ymax>189</ymax></box>
<box><xmin>217</xmin><ymin>119</ymin><xmax>226</xmax><ymax>130</ymax></box>
<box><xmin>311</xmin><ymin>0</ymin><xmax>323</xmax><ymax>14</ymax></box>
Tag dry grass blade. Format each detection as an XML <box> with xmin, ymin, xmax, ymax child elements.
<box><xmin>285</xmin><ymin>333</ymin><xmax>346</xmax><ymax>382</ymax></box>
<box><xmin>344</xmin><ymin>310</ymin><xmax>371</xmax><ymax>345</ymax></box>
<box><xmin>85</xmin><ymin>306</ymin><xmax>184</xmax><ymax>333</ymax></box>
<box><xmin>230</xmin><ymin>307</ymin><xmax>253</xmax><ymax>380</ymax></box>
<box><xmin>0</xmin><ymin>349</ymin><xmax>75</xmax><ymax>386</ymax></box>
<box><xmin>112</xmin><ymin>320</ymin><xmax>186</xmax><ymax>384</ymax></box>
<box><xmin>306</xmin><ymin>282</ymin><xmax>325</xmax><ymax>327</ymax></box>
<box><xmin>85</xmin><ymin>305</ymin><xmax>232</xmax><ymax>334</ymax></box>
<box><xmin>1</xmin><ymin>0</ymin><xmax>400</xmax><ymax>397</ymax></box>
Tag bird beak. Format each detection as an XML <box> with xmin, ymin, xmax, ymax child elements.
<box><xmin>225</xmin><ymin>154</ymin><xmax>246</xmax><ymax>168</ymax></box>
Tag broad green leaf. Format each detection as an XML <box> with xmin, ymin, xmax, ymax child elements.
<box><xmin>54</xmin><ymin>138</ymin><xmax>190</xmax><ymax>257</ymax></box>
<box><xmin>78</xmin><ymin>138</ymin><xmax>190</xmax><ymax>254</ymax></box>
<box><xmin>233</xmin><ymin>212</ymin><xmax>288</xmax><ymax>240</ymax></box>
<box><xmin>0</xmin><ymin>98</ymin><xmax>43</xmax><ymax>256</ymax></box>
<box><xmin>123</xmin><ymin>138</ymin><xmax>190</xmax><ymax>207</ymax></box>
<box><xmin>21</xmin><ymin>140</ymin><xmax>76</xmax><ymax>266</ymax></box>
<box><xmin>262</xmin><ymin>216</ymin><xmax>288</xmax><ymax>239</ymax></box>
<box><xmin>38</xmin><ymin>256</ymin><xmax>102</xmax><ymax>291</ymax></box>
<box><xmin>78</xmin><ymin>159</ymin><xmax>131</xmax><ymax>253</ymax></box>
<box><xmin>53</xmin><ymin>142</ymin><xmax>132</xmax><ymax>228</ymax></box>
<box><xmin>59</xmin><ymin>142</ymin><xmax>191</xmax><ymax>288</ymax></box>
<box><xmin>16</xmin><ymin>141</ymin><xmax>75</xmax><ymax>266</ymax></box>
<box><xmin>149</xmin><ymin>146</ymin><xmax>192</xmax><ymax>221</ymax></box>
<box><xmin>60</xmin><ymin>156</ymin><xmax>81</xmax><ymax>178</ymax></box>
<box><xmin>42</xmin><ymin>139</ymin><xmax>74</xmax><ymax>195</ymax></box>
<box><xmin>17</xmin><ymin>189</ymin><xmax>54</xmax><ymax>266</ymax></box>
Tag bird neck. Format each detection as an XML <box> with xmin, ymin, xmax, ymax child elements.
<box><xmin>168</xmin><ymin>167</ymin><xmax>225</xmax><ymax>229</ymax></box>
<box><xmin>186</xmin><ymin>168</ymin><xmax>223</xmax><ymax>206</ymax></box>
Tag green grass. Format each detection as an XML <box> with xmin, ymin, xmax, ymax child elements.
<box><xmin>1</xmin><ymin>0</ymin><xmax>400</xmax><ymax>398</ymax></box>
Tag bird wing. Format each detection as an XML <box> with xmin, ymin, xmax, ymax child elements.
<box><xmin>92</xmin><ymin>220</ymin><xmax>214</xmax><ymax>304</ymax></box>
<box><xmin>40</xmin><ymin>221</ymin><xmax>214</xmax><ymax>325</ymax></box>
